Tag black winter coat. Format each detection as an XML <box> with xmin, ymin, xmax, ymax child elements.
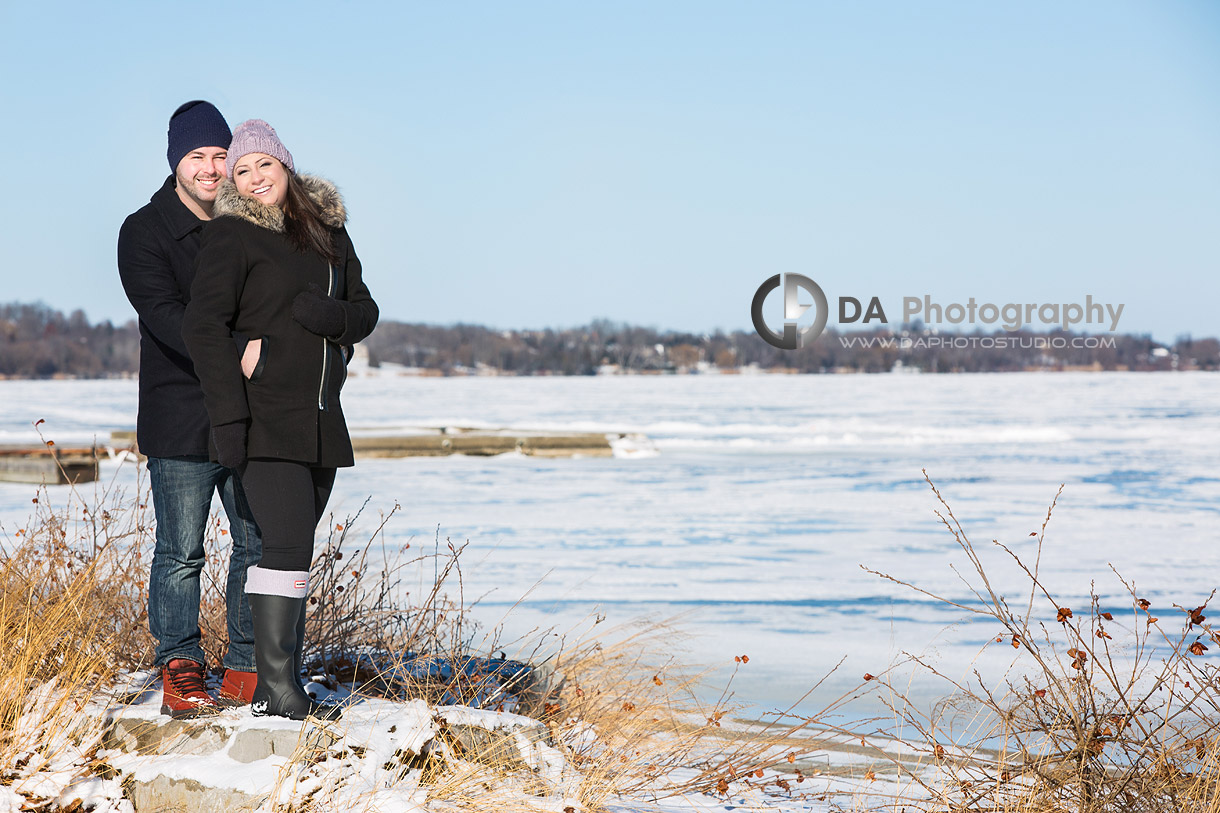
<box><xmin>117</xmin><ymin>176</ymin><xmax>215</xmax><ymax>458</ymax></box>
<box><xmin>181</xmin><ymin>176</ymin><xmax>378</xmax><ymax>467</ymax></box>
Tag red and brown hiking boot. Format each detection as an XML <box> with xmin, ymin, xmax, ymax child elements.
<box><xmin>160</xmin><ymin>658</ymin><xmax>220</xmax><ymax>719</ymax></box>
<box><xmin>217</xmin><ymin>669</ymin><xmax>258</xmax><ymax>707</ymax></box>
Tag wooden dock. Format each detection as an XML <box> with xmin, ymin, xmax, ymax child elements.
<box><xmin>109</xmin><ymin>427</ymin><xmax>617</xmax><ymax>460</ymax></box>
<box><xmin>0</xmin><ymin>444</ymin><xmax>100</xmax><ymax>485</ymax></box>
<box><xmin>0</xmin><ymin>427</ymin><xmax>626</xmax><ymax>485</ymax></box>
<box><xmin>351</xmin><ymin>427</ymin><xmax>615</xmax><ymax>458</ymax></box>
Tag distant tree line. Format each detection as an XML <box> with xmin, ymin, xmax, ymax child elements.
<box><xmin>0</xmin><ymin>303</ymin><xmax>139</xmax><ymax>378</ymax></box>
<box><xmin>362</xmin><ymin>318</ymin><xmax>1219</xmax><ymax>374</ymax></box>
<box><xmin>0</xmin><ymin>303</ymin><xmax>1215</xmax><ymax>378</ymax></box>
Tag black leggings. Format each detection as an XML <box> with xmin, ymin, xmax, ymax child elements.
<box><xmin>239</xmin><ymin>460</ymin><xmax>336</xmax><ymax>571</ymax></box>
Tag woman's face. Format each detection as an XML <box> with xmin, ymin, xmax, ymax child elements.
<box><xmin>232</xmin><ymin>153</ymin><xmax>289</xmax><ymax>208</ymax></box>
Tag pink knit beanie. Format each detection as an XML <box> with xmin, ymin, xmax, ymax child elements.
<box><xmin>225</xmin><ymin>119</ymin><xmax>295</xmax><ymax>177</ymax></box>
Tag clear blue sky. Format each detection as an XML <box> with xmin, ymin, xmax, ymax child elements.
<box><xmin>2</xmin><ymin>1</ymin><xmax>1217</xmax><ymax>341</ymax></box>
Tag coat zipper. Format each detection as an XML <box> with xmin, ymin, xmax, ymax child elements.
<box><xmin>317</xmin><ymin>264</ymin><xmax>335</xmax><ymax>411</ymax></box>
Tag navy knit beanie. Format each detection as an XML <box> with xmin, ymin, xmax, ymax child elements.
<box><xmin>167</xmin><ymin>100</ymin><xmax>232</xmax><ymax>171</ymax></box>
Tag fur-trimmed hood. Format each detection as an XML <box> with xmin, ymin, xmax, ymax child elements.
<box><xmin>213</xmin><ymin>174</ymin><xmax>346</xmax><ymax>232</ymax></box>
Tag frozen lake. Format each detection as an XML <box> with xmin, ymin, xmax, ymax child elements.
<box><xmin>2</xmin><ymin>371</ymin><xmax>1217</xmax><ymax>714</ymax></box>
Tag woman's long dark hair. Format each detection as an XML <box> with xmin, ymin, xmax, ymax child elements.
<box><xmin>282</xmin><ymin>172</ymin><xmax>340</xmax><ymax>265</ymax></box>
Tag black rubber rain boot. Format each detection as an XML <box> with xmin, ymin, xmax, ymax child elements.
<box><xmin>249</xmin><ymin>593</ymin><xmax>342</xmax><ymax>721</ymax></box>
<box><xmin>293</xmin><ymin>599</ymin><xmax>308</xmax><ymax>687</ymax></box>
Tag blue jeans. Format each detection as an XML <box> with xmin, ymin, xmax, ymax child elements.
<box><xmin>147</xmin><ymin>456</ymin><xmax>262</xmax><ymax>671</ymax></box>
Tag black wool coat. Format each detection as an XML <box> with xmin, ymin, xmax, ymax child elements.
<box><xmin>181</xmin><ymin>176</ymin><xmax>379</xmax><ymax>467</ymax></box>
<box><xmin>117</xmin><ymin>176</ymin><xmax>216</xmax><ymax>458</ymax></box>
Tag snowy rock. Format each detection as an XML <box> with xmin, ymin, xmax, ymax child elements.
<box><xmin>104</xmin><ymin>717</ymin><xmax>231</xmax><ymax>757</ymax></box>
<box><xmin>435</xmin><ymin>706</ymin><xmax>579</xmax><ymax>798</ymax></box>
<box><xmin>101</xmin><ymin>711</ymin><xmax>325</xmax><ymax>811</ymax></box>
<box><xmin>19</xmin><ymin>680</ymin><xmax>594</xmax><ymax>813</ymax></box>
<box><xmin>437</xmin><ymin>705</ymin><xmax>549</xmax><ymax>771</ymax></box>
<box><xmin>125</xmin><ymin>774</ymin><xmax>261</xmax><ymax>813</ymax></box>
<box><xmin>94</xmin><ymin>698</ymin><xmax>443</xmax><ymax>812</ymax></box>
<box><xmin>228</xmin><ymin>725</ymin><xmax>337</xmax><ymax>764</ymax></box>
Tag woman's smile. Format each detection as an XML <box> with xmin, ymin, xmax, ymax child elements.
<box><xmin>233</xmin><ymin>152</ymin><xmax>288</xmax><ymax>208</ymax></box>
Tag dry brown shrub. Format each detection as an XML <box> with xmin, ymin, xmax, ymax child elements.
<box><xmin>849</xmin><ymin>471</ymin><xmax>1220</xmax><ymax>812</ymax></box>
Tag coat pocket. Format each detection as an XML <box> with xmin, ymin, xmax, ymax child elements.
<box><xmin>331</xmin><ymin>342</ymin><xmax>348</xmax><ymax>391</ymax></box>
<box><xmin>246</xmin><ymin>336</ymin><xmax>269</xmax><ymax>382</ymax></box>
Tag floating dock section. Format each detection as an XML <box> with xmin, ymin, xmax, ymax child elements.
<box><xmin>0</xmin><ymin>444</ymin><xmax>100</xmax><ymax>484</ymax></box>
<box><xmin>108</xmin><ymin>427</ymin><xmax>617</xmax><ymax>461</ymax></box>
<box><xmin>350</xmin><ymin>427</ymin><xmax>615</xmax><ymax>458</ymax></box>
<box><xmin>0</xmin><ymin>429</ymin><xmax>622</xmax><ymax>484</ymax></box>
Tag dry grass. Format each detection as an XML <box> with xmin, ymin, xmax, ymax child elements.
<box><xmin>393</xmin><ymin>613</ymin><xmax>854</xmax><ymax>812</ymax></box>
<box><xmin>0</xmin><ymin>453</ymin><xmax>154</xmax><ymax>808</ymax></box>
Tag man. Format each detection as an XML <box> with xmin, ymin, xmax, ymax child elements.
<box><xmin>118</xmin><ymin>100</ymin><xmax>262</xmax><ymax>718</ymax></box>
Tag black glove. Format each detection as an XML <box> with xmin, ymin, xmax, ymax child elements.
<box><xmin>212</xmin><ymin>421</ymin><xmax>248</xmax><ymax>469</ymax></box>
<box><xmin>291</xmin><ymin>283</ymin><xmax>346</xmax><ymax>339</ymax></box>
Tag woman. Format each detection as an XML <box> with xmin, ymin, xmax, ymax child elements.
<box><xmin>183</xmin><ymin>119</ymin><xmax>378</xmax><ymax>720</ymax></box>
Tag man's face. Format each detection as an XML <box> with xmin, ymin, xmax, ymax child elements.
<box><xmin>174</xmin><ymin>146</ymin><xmax>228</xmax><ymax>208</ymax></box>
